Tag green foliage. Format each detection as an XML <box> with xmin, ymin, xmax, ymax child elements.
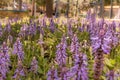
<box><xmin>105</xmin><ymin>58</ymin><xmax>116</xmax><ymax>70</ymax></box>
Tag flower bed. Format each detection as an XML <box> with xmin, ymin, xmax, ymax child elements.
<box><xmin>0</xmin><ymin>13</ymin><xmax>120</xmax><ymax>80</ymax></box>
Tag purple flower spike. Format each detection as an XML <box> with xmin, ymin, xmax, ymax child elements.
<box><xmin>90</xmin><ymin>24</ymin><xmax>113</xmax><ymax>54</ymax></box>
<box><xmin>111</xmin><ymin>21</ymin><xmax>116</xmax><ymax>31</ymax></box>
<box><xmin>41</xmin><ymin>18</ymin><xmax>46</xmax><ymax>27</ymax></box>
<box><xmin>0</xmin><ymin>23</ymin><xmax>3</xmax><ymax>37</ymax></box>
<box><xmin>13</xmin><ymin>38</ymin><xmax>24</xmax><ymax>60</ymax></box>
<box><xmin>19</xmin><ymin>24</ymin><xmax>28</xmax><ymax>37</ymax></box>
<box><xmin>30</xmin><ymin>57</ymin><xmax>38</xmax><ymax>73</ymax></box>
<box><xmin>86</xmin><ymin>9</ymin><xmax>91</xmax><ymax>20</ymax></box>
<box><xmin>0</xmin><ymin>53</ymin><xmax>9</xmax><ymax>79</ymax></box>
<box><xmin>47</xmin><ymin>66</ymin><xmax>59</xmax><ymax>80</ymax></box>
<box><xmin>33</xmin><ymin>23</ymin><xmax>37</xmax><ymax>35</ymax></box>
<box><xmin>86</xmin><ymin>9</ymin><xmax>96</xmax><ymax>23</ymax></box>
<box><xmin>0</xmin><ymin>42</ymin><xmax>10</xmax><ymax>79</ymax></box>
<box><xmin>67</xmin><ymin>23</ymin><xmax>73</xmax><ymax>39</ymax></box>
<box><xmin>106</xmin><ymin>70</ymin><xmax>115</xmax><ymax>80</ymax></box>
<box><xmin>49</xmin><ymin>19</ymin><xmax>55</xmax><ymax>33</ymax></box>
<box><xmin>55</xmin><ymin>36</ymin><xmax>67</xmax><ymax>67</ymax></box>
<box><xmin>66</xmin><ymin>53</ymin><xmax>88</xmax><ymax>80</ymax></box>
<box><xmin>4</xmin><ymin>22</ymin><xmax>11</xmax><ymax>33</ymax></box>
<box><xmin>70</xmin><ymin>34</ymin><xmax>79</xmax><ymax>54</ymax></box>
<box><xmin>13</xmin><ymin>61</ymin><xmax>25</xmax><ymax>79</ymax></box>
<box><xmin>1</xmin><ymin>42</ymin><xmax>10</xmax><ymax>62</ymax></box>
<box><xmin>37</xmin><ymin>25</ymin><xmax>44</xmax><ymax>36</ymax></box>
<box><xmin>28</xmin><ymin>23</ymin><xmax>36</xmax><ymax>36</ymax></box>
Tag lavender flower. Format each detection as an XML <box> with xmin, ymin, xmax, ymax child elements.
<box><xmin>0</xmin><ymin>23</ymin><xmax>3</xmax><ymax>37</ymax></box>
<box><xmin>47</xmin><ymin>66</ymin><xmax>59</xmax><ymax>80</ymax></box>
<box><xmin>49</xmin><ymin>19</ymin><xmax>55</xmax><ymax>33</ymax></box>
<box><xmin>74</xmin><ymin>53</ymin><xmax>88</xmax><ymax>80</ymax></box>
<box><xmin>1</xmin><ymin>42</ymin><xmax>10</xmax><ymax>62</ymax></box>
<box><xmin>33</xmin><ymin>22</ymin><xmax>37</xmax><ymax>35</ymax></box>
<box><xmin>56</xmin><ymin>36</ymin><xmax>67</xmax><ymax>80</ymax></box>
<box><xmin>90</xmin><ymin>12</ymin><xmax>96</xmax><ymax>23</ymax></box>
<box><xmin>55</xmin><ymin>36</ymin><xmax>68</xmax><ymax>80</ymax></box>
<box><xmin>111</xmin><ymin>21</ymin><xmax>116</xmax><ymax>32</ymax></box>
<box><xmin>86</xmin><ymin>9</ymin><xmax>96</xmax><ymax>23</ymax></box>
<box><xmin>65</xmin><ymin>53</ymin><xmax>88</xmax><ymax>80</ymax></box>
<box><xmin>67</xmin><ymin>23</ymin><xmax>73</xmax><ymax>39</ymax></box>
<box><xmin>60</xmin><ymin>66</ymin><xmax>69</xmax><ymax>80</ymax></box>
<box><xmin>86</xmin><ymin>9</ymin><xmax>91</xmax><ymax>20</ymax></box>
<box><xmin>55</xmin><ymin>36</ymin><xmax>67</xmax><ymax>67</ymax></box>
<box><xmin>90</xmin><ymin>21</ymin><xmax>119</xmax><ymax>80</ymax></box>
<box><xmin>4</xmin><ymin>22</ymin><xmax>11</xmax><ymax>33</ymax></box>
<box><xmin>106</xmin><ymin>70</ymin><xmax>120</xmax><ymax>80</ymax></box>
<box><xmin>37</xmin><ymin>25</ymin><xmax>44</xmax><ymax>36</ymax></box>
<box><xmin>111</xmin><ymin>22</ymin><xmax>119</xmax><ymax>46</ymax></box>
<box><xmin>13</xmin><ymin>38</ymin><xmax>24</xmax><ymax>60</ymax></box>
<box><xmin>30</xmin><ymin>57</ymin><xmax>38</xmax><ymax>73</ymax></box>
<box><xmin>0</xmin><ymin>53</ymin><xmax>9</xmax><ymax>79</ymax></box>
<box><xmin>19</xmin><ymin>24</ymin><xmax>28</xmax><ymax>37</ymax></box>
<box><xmin>98</xmin><ymin>19</ymin><xmax>105</xmax><ymax>29</ymax></box>
<box><xmin>70</xmin><ymin>34</ymin><xmax>79</xmax><ymax>55</ymax></box>
<box><xmin>0</xmin><ymin>42</ymin><xmax>10</xmax><ymax>79</ymax></box>
<box><xmin>90</xmin><ymin>22</ymin><xmax>111</xmax><ymax>79</ymax></box>
<box><xmin>13</xmin><ymin>61</ymin><xmax>25</xmax><ymax>79</ymax></box>
<box><xmin>28</xmin><ymin>23</ymin><xmax>37</xmax><ymax>36</ymax></box>
<box><xmin>102</xmin><ymin>30</ymin><xmax>112</xmax><ymax>53</ymax></box>
<box><xmin>41</xmin><ymin>17</ymin><xmax>46</xmax><ymax>27</ymax></box>
<box><xmin>90</xmin><ymin>23</ymin><xmax>113</xmax><ymax>54</ymax></box>
<box><xmin>79</xmin><ymin>24</ymin><xmax>85</xmax><ymax>32</ymax></box>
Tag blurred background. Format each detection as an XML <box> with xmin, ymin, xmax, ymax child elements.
<box><xmin>0</xmin><ymin>0</ymin><xmax>120</xmax><ymax>18</ymax></box>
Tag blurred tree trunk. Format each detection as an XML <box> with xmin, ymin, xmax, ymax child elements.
<box><xmin>110</xmin><ymin>0</ymin><xmax>113</xmax><ymax>18</ymax></box>
<box><xmin>66</xmin><ymin>0</ymin><xmax>70</xmax><ymax>18</ymax></box>
<box><xmin>55</xmin><ymin>0</ymin><xmax>59</xmax><ymax>17</ymax></box>
<box><xmin>31</xmin><ymin>0</ymin><xmax>35</xmax><ymax>16</ymax></box>
<box><xmin>100</xmin><ymin>0</ymin><xmax>104</xmax><ymax>18</ymax></box>
<box><xmin>46</xmin><ymin>0</ymin><xmax>53</xmax><ymax>18</ymax></box>
<box><xmin>19</xmin><ymin>0</ymin><xmax>22</xmax><ymax>10</ymax></box>
<box><xmin>75</xmin><ymin>0</ymin><xmax>79</xmax><ymax>16</ymax></box>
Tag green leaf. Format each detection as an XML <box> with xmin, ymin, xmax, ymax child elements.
<box><xmin>105</xmin><ymin>58</ymin><xmax>115</xmax><ymax>70</ymax></box>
